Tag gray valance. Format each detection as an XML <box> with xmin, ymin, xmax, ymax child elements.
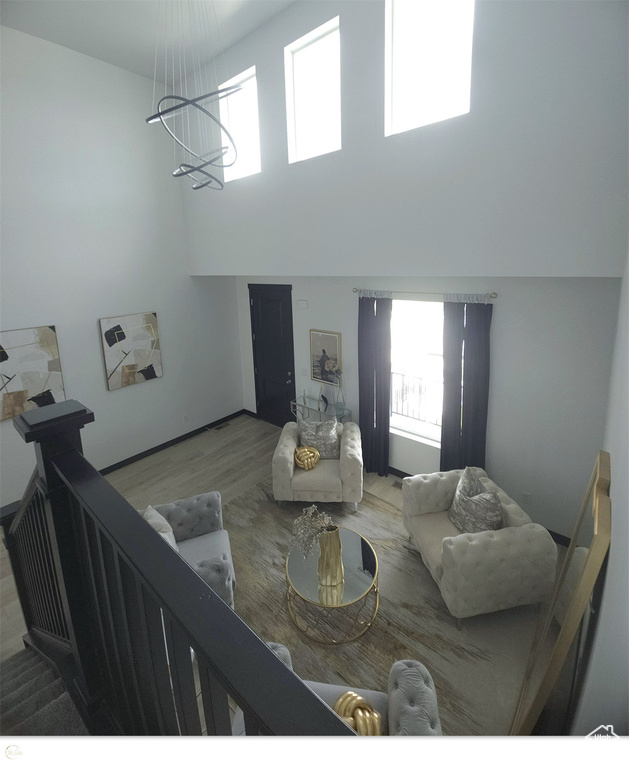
<box><xmin>355</xmin><ymin>289</ymin><xmax>393</xmax><ymax>299</ymax></box>
<box><xmin>443</xmin><ymin>293</ymin><xmax>496</xmax><ymax>304</ymax></box>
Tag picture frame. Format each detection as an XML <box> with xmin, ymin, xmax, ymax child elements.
<box><xmin>310</xmin><ymin>329</ymin><xmax>341</xmax><ymax>385</ymax></box>
<box><xmin>0</xmin><ymin>325</ymin><xmax>66</xmax><ymax>421</ymax></box>
<box><xmin>99</xmin><ymin>312</ymin><xmax>162</xmax><ymax>391</ymax></box>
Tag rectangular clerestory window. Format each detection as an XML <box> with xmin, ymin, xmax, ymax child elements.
<box><xmin>284</xmin><ymin>17</ymin><xmax>341</xmax><ymax>164</ymax></box>
<box><xmin>385</xmin><ymin>0</ymin><xmax>475</xmax><ymax>137</ymax></box>
<box><xmin>219</xmin><ymin>66</ymin><xmax>262</xmax><ymax>182</ymax></box>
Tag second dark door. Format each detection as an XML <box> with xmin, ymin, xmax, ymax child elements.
<box><xmin>249</xmin><ymin>283</ymin><xmax>296</xmax><ymax>428</ymax></box>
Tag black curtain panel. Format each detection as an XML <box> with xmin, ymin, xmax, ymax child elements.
<box><xmin>358</xmin><ymin>296</ymin><xmax>392</xmax><ymax>476</ymax></box>
<box><xmin>440</xmin><ymin>302</ymin><xmax>493</xmax><ymax>471</ymax></box>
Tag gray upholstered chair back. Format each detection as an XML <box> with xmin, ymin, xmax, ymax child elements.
<box><xmin>154</xmin><ymin>491</ymin><xmax>223</xmax><ymax>543</ymax></box>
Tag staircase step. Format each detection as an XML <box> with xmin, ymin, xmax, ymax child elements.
<box><xmin>0</xmin><ymin>678</ymin><xmax>65</xmax><ymax>734</ymax></box>
<box><xmin>0</xmin><ymin>649</ymin><xmax>48</xmax><ymax>685</ymax></box>
<box><xmin>9</xmin><ymin>692</ymin><xmax>89</xmax><ymax>736</ymax></box>
<box><xmin>1</xmin><ymin>665</ymin><xmax>59</xmax><ymax>715</ymax></box>
<box><xmin>0</xmin><ymin>656</ymin><xmax>51</xmax><ymax>696</ymax></box>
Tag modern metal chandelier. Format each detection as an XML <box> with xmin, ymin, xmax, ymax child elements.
<box><xmin>146</xmin><ymin>1</ymin><xmax>238</xmax><ymax>190</ymax></box>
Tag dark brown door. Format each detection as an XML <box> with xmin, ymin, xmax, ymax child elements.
<box><xmin>249</xmin><ymin>284</ymin><xmax>296</xmax><ymax>427</ymax></box>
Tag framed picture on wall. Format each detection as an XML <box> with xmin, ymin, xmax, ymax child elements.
<box><xmin>0</xmin><ymin>325</ymin><xmax>66</xmax><ymax>421</ymax></box>
<box><xmin>310</xmin><ymin>329</ymin><xmax>341</xmax><ymax>385</ymax></box>
<box><xmin>99</xmin><ymin>312</ymin><xmax>162</xmax><ymax>391</ymax></box>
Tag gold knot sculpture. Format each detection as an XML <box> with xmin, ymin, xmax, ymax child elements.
<box><xmin>334</xmin><ymin>691</ymin><xmax>382</xmax><ymax>736</ymax></box>
<box><xmin>295</xmin><ymin>445</ymin><xmax>320</xmax><ymax>471</ymax></box>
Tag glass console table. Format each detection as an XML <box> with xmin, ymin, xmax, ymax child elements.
<box><xmin>290</xmin><ymin>394</ymin><xmax>351</xmax><ymax>423</ymax></box>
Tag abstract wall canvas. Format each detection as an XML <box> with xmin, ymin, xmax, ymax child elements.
<box><xmin>99</xmin><ymin>312</ymin><xmax>162</xmax><ymax>391</ymax></box>
<box><xmin>0</xmin><ymin>326</ymin><xmax>66</xmax><ymax>421</ymax></box>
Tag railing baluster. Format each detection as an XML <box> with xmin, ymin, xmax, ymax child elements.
<box><xmin>163</xmin><ymin>617</ymin><xmax>202</xmax><ymax>735</ymax></box>
<box><xmin>75</xmin><ymin>506</ymin><xmax>123</xmax><ymax>729</ymax></box>
<box><xmin>197</xmin><ymin>657</ymin><xmax>232</xmax><ymax>735</ymax></box>
<box><xmin>94</xmin><ymin>529</ymin><xmax>136</xmax><ymax>734</ymax></box>
<box><xmin>140</xmin><ymin>587</ymin><xmax>180</xmax><ymax>734</ymax></box>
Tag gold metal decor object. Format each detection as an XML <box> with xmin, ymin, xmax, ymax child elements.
<box><xmin>294</xmin><ymin>445</ymin><xmax>320</xmax><ymax>471</ymax></box>
<box><xmin>334</xmin><ymin>691</ymin><xmax>382</xmax><ymax>736</ymax></box>
<box><xmin>317</xmin><ymin>525</ymin><xmax>344</xmax><ymax>586</ymax></box>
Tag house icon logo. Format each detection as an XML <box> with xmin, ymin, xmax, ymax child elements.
<box><xmin>586</xmin><ymin>724</ymin><xmax>619</xmax><ymax>739</ymax></box>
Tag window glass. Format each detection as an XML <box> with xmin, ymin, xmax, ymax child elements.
<box><xmin>285</xmin><ymin>17</ymin><xmax>341</xmax><ymax>163</ymax></box>
<box><xmin>219</xmin><ymin>66</ymin><xmax>261</xmax><ymax>182</ymax></box>
<box><xmin>390</xmin><ymin>300</ymin><xmax>444</xmax><ymax>444</ymax></box>
<box><xmin>385</xmin><ymin>0</ymin><xmax>475</xmax><ymax>137</ymax></box>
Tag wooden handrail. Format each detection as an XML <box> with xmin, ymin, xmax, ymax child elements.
<box><xmin>50</xmin><ymin>448</ymin><xmax>353</xmax><ymax>736</ymax></box>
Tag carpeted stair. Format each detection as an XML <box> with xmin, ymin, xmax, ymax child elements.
<box><xmin>0</xmin><ymin>647</ymin><xmax>89</xmax><ymax>735</ymax></box>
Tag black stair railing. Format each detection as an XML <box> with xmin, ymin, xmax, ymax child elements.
<box><xmin>2</xmin><ymin>400</ymin><xmax>353</xmax><ymax>736</ymax></box>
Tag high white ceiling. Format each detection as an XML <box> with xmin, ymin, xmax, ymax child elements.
<box><xmin>0</xmin><ymin>0</ymin><xmax>296</xmax><ymax>80</ymax></box>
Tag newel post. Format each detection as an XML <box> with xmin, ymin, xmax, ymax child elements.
<box><xmin>13</xmin><ymin>400</ymin><xmax>99</xmax><ymax>714</ymax></box>
<box><xmin>14</xmin><ymin>400</ymin><xmax>95</xmax><ymax>493</ymax></box>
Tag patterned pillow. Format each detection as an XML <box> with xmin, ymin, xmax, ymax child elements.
<box><xmin>448</xmin><ymin>467</ymin><xmax>503</xmax><ymax>534</ymax></box>
<box><xmin>298</xmin><ymin>418</ymin><xmax>340</xmax><ymax>459</ymax></box>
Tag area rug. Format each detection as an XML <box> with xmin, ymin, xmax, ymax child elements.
<box><xmin>223</xmin><ymin>478</ymin><xmax>542</xmax><ymax>736</ymax></box>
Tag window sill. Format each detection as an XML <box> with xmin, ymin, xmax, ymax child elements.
<box><xmin>390</xmin><ymin>426</ymin><xmax>440</xmax><ymax>451</ymax></box>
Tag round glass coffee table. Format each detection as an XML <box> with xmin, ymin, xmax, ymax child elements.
<box><xmin>286</xmin><ymin>527</ymin><xmax>379</xmax><ymax>644</ymax></box>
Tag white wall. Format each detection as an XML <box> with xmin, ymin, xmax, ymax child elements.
<box><xmin>0</xmin><ymin>28</ymin><xmax>244</xmax><ymax>506</ymax></box>
<box><xmin>184</xmin><ymin>0</ymin><xmax>627</xmax><ymax>278</ymax></box>
<box><xmin>236</xmin><ymin>275</ymin><xmax>620</xmax><ymax>536</ymax></box>
<box><xmin>572</xmin><ymin>252</ymin><xmax>629</xmax><ymax>736</ymax></box>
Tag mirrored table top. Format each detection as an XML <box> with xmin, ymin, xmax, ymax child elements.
<box><xmin>286</xmin><ymin>527</ymin><xmax>378</xmax><ymax>607</ymax></box>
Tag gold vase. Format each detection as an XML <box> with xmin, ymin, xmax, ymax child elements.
<box><xmin>318</xmin><ymin>582</ymin><xmax>345</xmax><ymax>606</ymax></box>
<box><xmin>317</xmin><ymin>525</ymin><xmax>344</xmax><ymax>587</ymax></box>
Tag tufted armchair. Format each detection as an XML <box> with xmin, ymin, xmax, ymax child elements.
<box><xmin>402</xmin><ymin>469</ymin><xmax>557</xmax><ymax>620</ymax></box>
<box><xmin>272</xmin><ymin>421</ymin><xmax>363</xmax><ymax>510</ymax></box>
<box><xmin>146</xmin><ymin>492</ymin><xmax>236</xmax><ymax>609</ymax></box>
<box><xmin>232</xmin><ymin>643</ymin><xmax>442</xmax><ymax>736</ymax></box>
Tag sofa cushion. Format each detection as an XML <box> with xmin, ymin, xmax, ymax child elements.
<box><xmin>139</xmin><ymin>505</ymin><xmax>178</xmax><ymax>550</ymax></box>
<box><xmin>177</xmin><ymin>528</ymin><xmax>232</xmax><ymax>567</ymax></box>
<box><xmin>448</xmin><ymin>467</ymin><xmax>502</xmax><ymax>534</ymax></box>
<box><xmin>298</xmin><ymin>418</ymin><xmax>340</xmax><ymax>459</ymax></box>
<box><xmin>405</xmin><ymin>511</ymin><xmax>460</xmax><ymax>583</ymax></box>
<box><xmin>292</xmin><ymin>459</ymin><xmax>343</xmax><ymax>493</ymax></box>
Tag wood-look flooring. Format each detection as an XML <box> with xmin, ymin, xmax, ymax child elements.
<box><xmin>0</xmin><ymin>415</ymin><xmax>401</xmax><ymax>662</ymax></box>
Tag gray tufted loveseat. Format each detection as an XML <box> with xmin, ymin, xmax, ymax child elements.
<box><xmin>402</xmin><ymin>468</ymin><xmax>557</xmax><ymax>620</ymax></box>
<box><xmin>232</xmin><ymin>642</ymin><xmax>442</xmax><ymax>736</ymax></box>
<box><xmin>272</xmin><ymin>421</ymin><xmax>363</xmax><ymax>509</ymax></box>
<box><xmin>141</xmin><ymin>492</ymin><xmax>236</xmax><ymax>609</ymax></box>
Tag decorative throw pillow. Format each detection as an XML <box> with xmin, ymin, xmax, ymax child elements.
<box><xmin>298</xmin><ymin>418</ymin><xmax>340</xmax><ymax>459</ymax></box>
<box><xmin>295</xmin><ymin>445</ymin><xmax>320</xmax><ymax>471</ymax></box>
<box><xmin>139</xmin><ymin>505</ymin><xmax>178</xmax><ymax>550</ymax></box>
<box><xmin>448</xmin><ymin>468</ymin><xmax>503</xmax><ymax>534</ymax></box>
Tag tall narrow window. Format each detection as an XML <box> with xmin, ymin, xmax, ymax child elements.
<box><xmin>385</xmin><ymin>0</ymin><xmax>475</xmax><ymax>137</ymax></box>
<box><xmin>219</xmin><ymin>66</ymin><xmax>261</xmax><ymax>182</ymax></box>
<box><xmin>285</xmin><ymin>17</ymin><xmax>341</xmax><ymax>163</ymax></box>
<box><xmin>390</xmin><ymin>300</ymin><xmax>444</xmax><ymax>444</ymax></box>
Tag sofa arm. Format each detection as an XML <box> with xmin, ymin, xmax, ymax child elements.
<box><xmin>154</xmin><ymin>492</ymin><xmax>223</xmax><ymax>543</ymax></box>
<box><xmin>339</xmin><ymin>422</ymin><xmax>363</xmax><ymax>502</ymax></box>
<box><xmin>193</xmin><ymin>553</ymin><xmax>235</xmax><ymax>609</ymax></box>
<box><xmin>439</xmin><ymin>523</ymin><xmax>558</xmax><ymax>619</ymax></box>
<box><xmin>272</xmin><ymin>422</ymin><xmax>299</xmax><ymax>501</ymax></box>
<box><xmin>387</xmin><ymin>660</ymin><xmax>442</xmax><ymax>736</ymax></box>
<box><xmin>402</xmin><ymin>471</ymin><xmax>461</xmax><ymax>522</ymax></box>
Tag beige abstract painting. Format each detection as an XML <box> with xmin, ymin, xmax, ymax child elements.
<box><xmin>99</xmin><ymin>312</ymin><xmax>162</xmax><ymax>391</ymax></box>
<box><xmin>0</xmin><ymin>326</ymin><xmax>66</xmax><ymax>421</ymax></box>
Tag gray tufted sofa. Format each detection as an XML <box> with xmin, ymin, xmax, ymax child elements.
<box><xmin>144</xmin><ymin>492</ymin><xmax>236</xmax><ymax>609</ymax></box>
<box><xmin>272</xmin><ymin>421</ymin><xmax>363</xmax><ymax>509</ymax></box>
<box><xmin>232</xmin><ymin>642</ymin><xmax>442</xmax><ymax>736</ymax></box>
<box><xmin>402</xmin><ymin>468</ymin><xmax>557</xmax><ymax>620</ymax></box>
